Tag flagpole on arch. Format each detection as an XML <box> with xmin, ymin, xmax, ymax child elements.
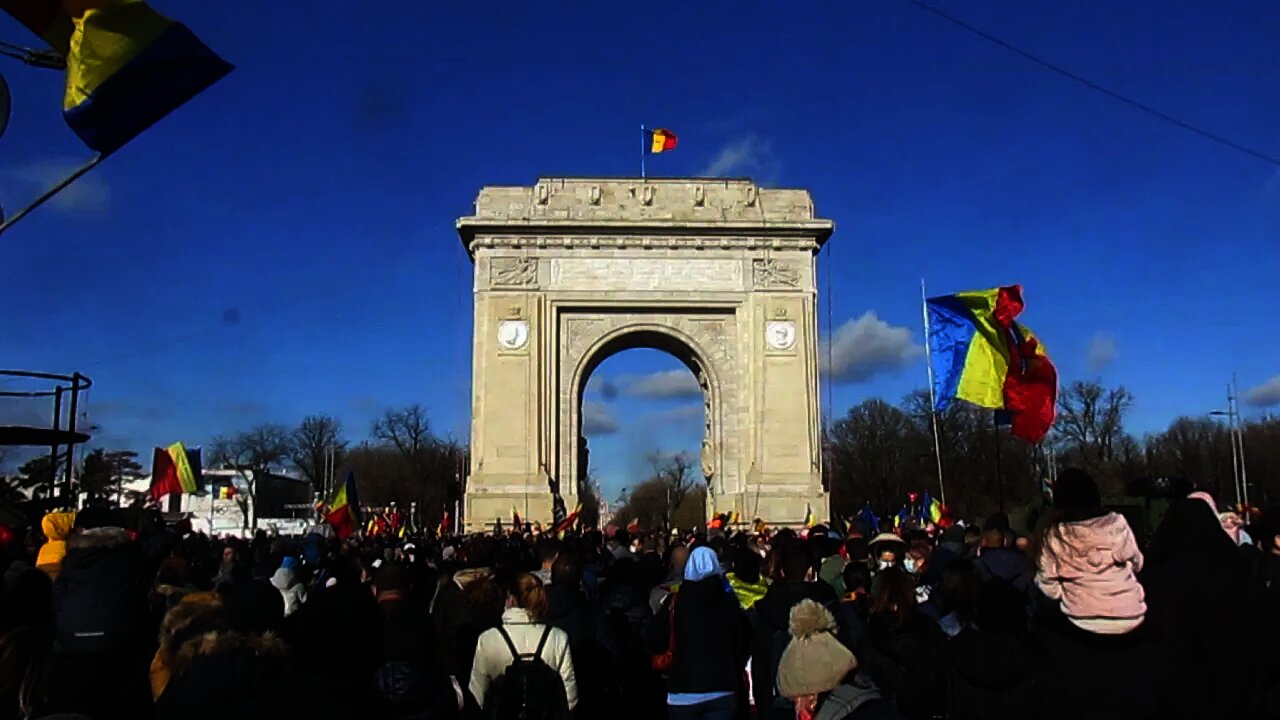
<box><xmin>640</xmin><ymin>124</ymin><xmax>647</xmax><ymax>179</ymax></box>
<box><xmin>921</xmin><ymin>279</ymin><xmax>947</xmax><ymax>506</ymax></box>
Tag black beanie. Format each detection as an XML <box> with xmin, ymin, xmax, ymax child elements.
<box><xmin>1054</xmin><ymin>468</ymin><xmax>1102</xmax><ymax>513</ymax></box>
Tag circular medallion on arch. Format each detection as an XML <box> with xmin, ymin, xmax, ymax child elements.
<box><xmin>497</xmin><ymin>320</ymin><xmax>529</xmax><ymax>350</ymax></box>
<box><xmin>766</xmin><ymin>321</ymin><xmax>797</xmax><ymax>350</ymax></box>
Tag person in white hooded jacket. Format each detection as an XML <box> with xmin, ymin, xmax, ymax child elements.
<box><xmin>468</xmin><ymin>572</ymin><xmax>577</xmax><ymax>712</ymax></box>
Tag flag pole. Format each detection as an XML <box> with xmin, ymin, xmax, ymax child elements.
<box><xmin>640</xmin><ymin>124</ymin><xmax>647</xmax><ymax>179</ymax></box>
<box><xmin>0</xmin><ymin>154</ymin><xmax>103</xmax><ymax>237</ymax></box>
<box><xmin>921</xmin><ymin>279</ymin><xmax>947</xmax><ymax>506</ymax></box>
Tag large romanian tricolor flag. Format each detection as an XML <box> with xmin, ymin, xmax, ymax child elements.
<box><xmin>325</xmin><ymin>471</ymin><xmax>359</xmax><ymax>540</ymax></box>
<box><xmin>648</xmin><ymin>128</ymin><xmax>677</xmax><ymax>153</ymax></box>
<box><xmin>1</xmin><ymin>0</ymin><xmax>233</xmax><ymax>155</ymax></box>
<box><xmin>926</xmin><ymin>285</ymin><xmax>1058</xmax><ymax>443</ymax></box>
<box><xmin>149</xmin><ymin>442</ymin><xmax>202</xmax><ymax>501</ymax></box>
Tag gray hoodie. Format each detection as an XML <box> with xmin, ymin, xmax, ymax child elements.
<box><xmin>815</xmin><ymin>676</ymin><xmax>884</xmax><ymax>720</ymax></box>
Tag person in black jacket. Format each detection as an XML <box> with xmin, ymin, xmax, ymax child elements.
<box><xmin>751</xmin><ymin>540</ymin><xmax>843</xmax><ymax>719</ymax></box>
<box><xmin>372</xmin><ymin>563</ymin><xmax>459</xmax><ymax>719</ymax></box>
<box><xmin>864</xmin><ymin>567</ymin><xmax>945</xmax><ymax>720</ymax></box>
<box><xmin>1140</xmin><ymin>496</ymin><xmax>1262</xmax><ymax>720</ymax></box>
<box><xmin>646</xmin><ymin>546</ymin><xmax>750</xmax><ymax>720</ymax></box>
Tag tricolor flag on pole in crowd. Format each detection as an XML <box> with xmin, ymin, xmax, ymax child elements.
<box><xmin>925</xmin><ymin>285</ymin><xmax>1058</xmax><ymax>443</ymax></box>
<box><xmin>325</xmin><ymin>471</ymin><xmax>359</xmax><ymax>540</ymax></box>
<box><xmin>511</xmin><ymin>506</ymin><xmax>522</xmax><ymax>530</ymax></box>
<box><xmin>804</xmin><ymin>503</ymin><xmax>816</xmax><ymax>528</ymax></box>
<box><xmin>554</xmin><ymin>503</ymin><xmax>582</xmax><ymax>535</ymax></box>
<box><xmin>149</xmin><ymin>442</ymin><xmax>202</xmax><ymax>502</ymax></box>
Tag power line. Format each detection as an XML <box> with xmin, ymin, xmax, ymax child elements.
<box><xmin>902</xmin><ymin>0</ymin><xmax>1280</xmax><ymax>167</ymax></box>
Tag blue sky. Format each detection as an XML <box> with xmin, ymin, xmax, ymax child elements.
<box><xmin>2</xmin><ymin>2</ymin><xmax>1278</xmax><ymax>501</ymax></box>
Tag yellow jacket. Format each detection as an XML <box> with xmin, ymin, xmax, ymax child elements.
<box><xmin>36</xmin><ymin>512</ymin><xmax>76</xmax><ymax>579</ymax></box>
<box><xmin>727</xmin><ymin>572</ymin><xmax>769</xmax><ymax>610</ymax></box>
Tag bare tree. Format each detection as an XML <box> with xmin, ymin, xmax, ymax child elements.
<box><xmin>646</xmin><ymin>450</ymin><xmax>698</xmax><ymax>528</ymax></box>
<box><xmin>210</xmin><ymin>424</ymin><xmax>290</xmax><ymax>529</ymax></box>
<box><xmin>372</xmin><ymin>405</ymin><xmax>432</xmax><ymax>462</ymax></box>
<box><xmin>827</xmin><ymin>399</ymin><xmax>917</xmax><ymax>515</ymax></box>
<box><xmin>1056</xmin><ymin>381</ymin><xmax>1134</xmax><ymax>466</ymax></box>
<box><xmin>289</xmin><ymin>415</ymin><xmax>346</xmax><ymax>495</ymax></box>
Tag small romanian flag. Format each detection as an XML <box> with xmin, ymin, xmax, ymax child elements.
<box><xmin>554</xmin><ymin>503</ymin><xmax>582</xmax><ymax>534</ymax></box>
<box><xmin>1</xmin><ymin>0</ymin><xmax>234</xmax><ymax>155</ymax></box>
<box><xmin>512</xmin><ymin>506</ymin><xmax>522</xmax><ymax>529</ymax></box>
<box><xmin>149</xmin><ymin>442</ymin><xmax>201</xmax><ymax>501</ymax></box>
<box><xmin>648</xmin><ymin>128</ymin><xmax>677</xmax><ymax>153</ymax></box>
<box><xmin>325</xmin><ymin>471</ymin><xmax>359</xmax><ymax>540</ymax></box>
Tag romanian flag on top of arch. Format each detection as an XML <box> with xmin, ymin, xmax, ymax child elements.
<box><xmin>1</xmin><ymin>0</ymin><xmax>233</xmax><ymax>155</ymax></box>
<box><xmin>925</xmin><ymin>285</ymin><xmax>1058</xmax><ymax>443</ymax></box>
<box><xmin>648</xmin><ymin>128</ymin><xmax>677</xmax><ymax>153</ymax></box>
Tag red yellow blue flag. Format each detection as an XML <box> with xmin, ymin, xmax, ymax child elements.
<box><xmin>148</xmin><ymin>442</ymin><xmax>202</xmax><ymax>501</ymax></box>
<box><xmin>925</xmin><ymin>285</ymin><xmax>1057</xmax><ymax>443</ymax></box>
<box><xmin>648</xmin><ymin>128</ymin><xmax>677</xmax><ymax>154</ymax></box>
<box><xmin>325</xmin><ymin>471</ymin><xmax>360</xmax><ymax>540</ymax></box>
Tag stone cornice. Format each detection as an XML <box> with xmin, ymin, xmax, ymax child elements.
<box><xmin>464</xmin><ymin>232</ymin><xmax>825</xmax><ymax>255</ymax></box>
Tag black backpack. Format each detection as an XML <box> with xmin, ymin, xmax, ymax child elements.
<box><xmin>489</xmin><ymin>625</ymin><xmax>569</xmax><ymax>720</ymax></box>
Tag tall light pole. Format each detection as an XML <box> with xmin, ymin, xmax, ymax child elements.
<box><xmin>1210</xmin><ymin>377</ymin><xmax>1248</xmax><ymax>509</ymax></box>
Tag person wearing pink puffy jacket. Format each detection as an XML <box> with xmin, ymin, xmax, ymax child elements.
<box><xmin>1031</xmin><ymin>469</ymin><xmax>1158</xmax><ymax>720</ymax></box>
<box><xmin>1034</xmin><ymin>471</ymin><xmax>1145</xmax><ymax>634</ymax></box>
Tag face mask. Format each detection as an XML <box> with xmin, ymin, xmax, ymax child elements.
<box><xmin>903</xmin><ymin>558</ymin><xmax>918</xmax><ymax>574</ymax></box>
<box><xmin>877</xmin><ymin>559</ymin><xmax>894</xmax><ymax>571</ymax></box>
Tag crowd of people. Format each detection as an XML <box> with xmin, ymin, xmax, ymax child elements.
<box><xmin>0</xmin><ymin>467</ymin><xmax>1276</xmax><ymax>720</ymax></box>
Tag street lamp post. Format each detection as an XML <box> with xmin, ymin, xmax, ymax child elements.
<box><xmin>1210</xmin><ymin>377</ymin><xmax>1248</xmax><ymax>510</ymax></box>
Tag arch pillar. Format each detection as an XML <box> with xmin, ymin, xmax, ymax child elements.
<box><xmin>459</xmin><ymin>178</ymin><xmax>834</xmax><ymax>531</ymax></box>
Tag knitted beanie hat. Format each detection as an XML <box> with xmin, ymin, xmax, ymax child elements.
<box><xmin>776</xmin><ymin>599</ymin><xmax>857</xmax><ymax>699</ymax></box>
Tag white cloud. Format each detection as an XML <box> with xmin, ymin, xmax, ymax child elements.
<box><xmin>700</xmin><ymin>135</ymin><xmax>775</xmax><ymax>179</ymax></box>
<box><xmin>1245</xmin><ymin>376</ymin><xmax>1280</xmax><ymax>407</ymax></box>
<box><xmin>645</xmin><ymin>403</ymin><xmax>704</xmax><ymax>423</ymax></box>
<box><xmin>581</xmin><ymin>402</ymin><xmax>618</xmax><ymax>435</ymax></box>
<box><xmin>821</xmin><ymin>312</ymin><xmax>922</xmax><ymax>383</ymax></box>
<box><xmin>2</xmin><ymin>159</ymin><xmax>110</xmax><ymax>214</ymax></box>
<box><xmin>1086</xmin><ymin>332</ymin><xmax>1117</xmax><ymax>372</ymax></box>
<box><xmin>623</xmin><ymin>370</ymin><xmax>702</xmax><ymax>399</ymax></box>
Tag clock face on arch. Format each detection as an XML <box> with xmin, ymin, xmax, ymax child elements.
<box><xmin>766</xmin><ymin>321</ymin><xmax>796</xmax><ymax>350</ymax></box>
<box><xmin>497</xmin><ymin>320</ymin><xmax>529</xmax><ymax>350</ymax></box>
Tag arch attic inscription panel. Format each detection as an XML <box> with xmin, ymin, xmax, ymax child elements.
<box><xmin>458</xmin><ymin>178</ymin><xmax>834</xmax><ymax>530</ymax></box>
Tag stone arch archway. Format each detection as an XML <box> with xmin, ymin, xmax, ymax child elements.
<box><xmin>565</xmin><ymin>321</ymin><xmax>729</xmax><ymax>514</ymax></box>
<box><xmin>459</xmin><ymin>178</ymin><xmax>833</xmax><ymax>530</ymax></box>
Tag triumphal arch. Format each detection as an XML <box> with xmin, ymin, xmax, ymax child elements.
<box><xmin>458</xmin><ymin>177</ymin><xmax>833</xmax><ymax>530</ymax></box>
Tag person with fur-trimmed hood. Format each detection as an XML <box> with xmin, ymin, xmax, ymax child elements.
<box><xmin>155</xmin><ymin>580</ymin><xmax>302</xmax><ymax>720</ymax></box>
<box><xmin>149</xmin><ymin>591</ymin><xmax>224</xmax><ymax>701</ymax></box>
